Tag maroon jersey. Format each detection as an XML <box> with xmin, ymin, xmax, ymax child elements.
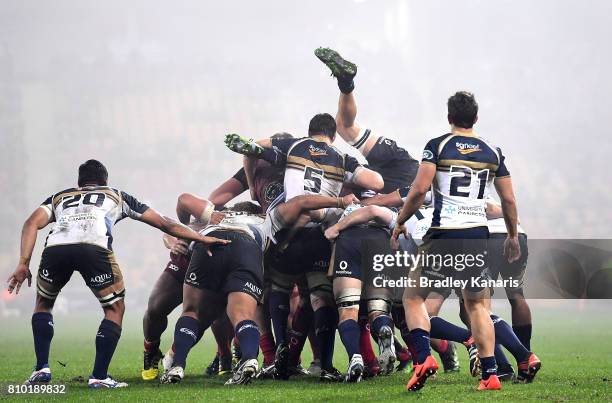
<box><xmin>233</xmin><ymin>160</ymin><xmax>284</xmax><ymax>212</ymax></box>
<box><xmin>163</xmin><ymin>252</ymin><xmax>190</xmax><ymax>283</ymax></box>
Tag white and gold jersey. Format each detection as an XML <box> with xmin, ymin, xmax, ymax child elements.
<box><xmin>40</xmin><ymin>186</ymin><xmax>149</xmax><ymax>250</ymax></box>
<box><xmin>421</xmin><ymin>133</ymin><xmax>510</xmax><ymax>230</ymax></box>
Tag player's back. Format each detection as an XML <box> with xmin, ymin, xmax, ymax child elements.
<box><xmin>274</xmin><ymin>137</ymin><xmax>360</xmax><ymax>200</ymax></box>
<box><xmin>421</xmin><ymin>133</ymin><xmax>510</xmax><ymax>230</ymax></box>
<box><xmin>42</xmin><ymin>186</ymin><xmax>148</xmax><ymax>250</ymax></box>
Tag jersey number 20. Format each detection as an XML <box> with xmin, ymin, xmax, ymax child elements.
<box><xmin>62</xmin><ymin>193</ymin><xmax>106</xmax><ymax>209</ymax></box>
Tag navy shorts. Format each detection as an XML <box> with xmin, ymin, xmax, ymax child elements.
<box><xmin>185</xmin><ymin>231</ymin><xmax>264</xmax><ymax>303</ymax></box>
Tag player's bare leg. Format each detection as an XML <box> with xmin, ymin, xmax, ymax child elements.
<box><xmin>315</xmin><ymin>47</ymin><xmax>379</xmax><ymax>156</ymax></box>
<box><xmin>142</xmin><ymin>271</ymin><xmax>182</xmax><ymax>380</ymax></box>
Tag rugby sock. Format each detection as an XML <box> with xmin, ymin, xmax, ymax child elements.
<box><xmin>308</xmin><ymin>327</ymin><xmax>320</xmax><ymax>360</ymax></box>
<box><xmin>269</xmin><ymin>291</ymin><xmax>290</xmax><ymax>345</ymax></box>
<box><xmin>370</xmin><ymin>315</ymin><xmax>394</xmax><ymax>337</ymax></box>
<box><xmin>338</xmin><ymin>79</ymin><xmax>355</xmax><ymax>94</ymax></box>
<box><xmin>338</xmin><ymin>319</ymin><xmax>361</xmax><ymax>359</ymax></box>
<box><xmin>92</xmin><ymin>319</ymin><xmax>121</xmax><ymax>379</ymax></box>
<box><xmin>491</xmin><ymin>315</ymin><xmax>530</xmax><ymax>362</ymax></box>
<box><xmin>143</xmin><ymin>339</ymin><xmax>160</xmax><ymax>353</ymax></box>
<box><xmin>314</xmin><ymin>306</ymin><xmax>338</xmax><ymax>370</ymax></box>
<box><xmin>235</xmin><ymin>320</ymin><xmax>260</xmax><ymax>360</ymax></box>
<box><xmin>358</xmin><ymin>319</ymin><xmax>377</xmax><ymax>366</ymax></box>
<box><xmin>172</xmin><ymin>316</ymin><xmax>200</xmax><ymax>369</ymax></box>
<box><xmin>260</xmin><ymin>333</ymin><xmax>276</xmax><ymax>366</ymax></box>
<box><xmin>31</xmin><ymin>312</ymin><xmax>54</xmax><ymax>370</ymax></box>
<box><xmin>430</xmin><ymin>316</ymin><xmax>471</xmax><ymax>343</ymax></box>
<box><xmin>409</xmin><ymin>328</ymin><xmax>431</xmax><ymax>364</ymax></box>
<box><xmin>480</xmin><ymin>356</ymin><xmax>497</xmax><ymax>380</ymax></box>
<box><xmin>512</xmin><ymin>324</ymin><xmax>532</xmax><ymax>350</ymax></box>
<box><xmin>287</xmin><ymin>301</ymin><xmax>313</xmax><ymax>366</ymax></box>
<box><xmin>494</xmin><ymin>343</ymin><xmax>512</xmax><ymax>369</ymax></box>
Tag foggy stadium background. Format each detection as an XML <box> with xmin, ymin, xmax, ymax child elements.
<box><xmin>1</xmin><ymin>0</ymin><xmax>611</xmax><ymax>315</ymax></box>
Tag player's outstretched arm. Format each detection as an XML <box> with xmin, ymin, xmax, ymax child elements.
<box><xmin>176</xmin><ymin>193</ymin><xmax>215</xmax><ymax>224</ymax></box>
<box><xmin>325</xmin><ymin>205</ymin><xmax>394</xmax><ymax>241</ymax></box>
<box><xmin>494</xmin><ymin>177</ymin><xmax>521</xmax><ymax>262</ymax></box>
<box><xmin>138</xmin><ymin>208</ymin><xmax>230</xmax><ymax>256</ymax></box>
<box><xmin>352</xmin><ymin>167</ymin><xmax>384</xmax><ymax>192</ymax></box>
<box><xmin>276</xmin><ymin>194</ymin><xmax>359</xmax><ymax>225</ymax></box>
<box><xmin>207</xmin><ymin>175</ymin><xmax>247</xmax><ymax>209</ymax></box>
<box><xmin>7</xmin><ymin>207</ymin><xmax>51</xmax><ymax>294</ymax></box>
<box><xmin>392</xmin><ymin>163</ymin><xmax>436</xmax><ymax>241</ymax></box>
<box><xmin>362</xmin><ymin>189</ymin><xmax>404</xmax><ymax>208</ymax></box>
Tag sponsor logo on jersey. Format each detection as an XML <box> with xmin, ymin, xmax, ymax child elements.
<box><xmin>444</xmin><ymin>205</ymin><xmax>458</xmax><ymax>215</ymax></box>
<box><xmin>89</xmin><ymin>273</ymin><xmax>112</xmax><ymax>285</ymax></box>
<box><xmin>422</xmin><ymin>150</ymin><xmax>434</xmax><ymax>160</ymax></box>
<box><xmin>456</xmin><ymin>142</ymin><xmax>481</xmax><ymax>155</ymax></box>
<box><xmin>180</xmin><ymin>327</ymin><xmax>197</xmax><ymax>340</ymax></box>
<box><xmin>308</xmin><ymin>144</ymin><xmax>328</xmax><ymax>157</ymax></box>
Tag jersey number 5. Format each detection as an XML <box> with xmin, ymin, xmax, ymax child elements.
<box><xmin>449</xmin><ymin>166</ymin><xmax>489</xmax><ymax>199</ymax></box>
<box><xmin>304</xmin><ymin>166</ymin><xmax>324</xmax><ymax>193</ymax></box>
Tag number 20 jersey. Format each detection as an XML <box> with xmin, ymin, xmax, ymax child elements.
<box><xmin>421</xmin><ymin>133</ymin><xmax>510</xmax><ymax>229</ymax></box>
<box><xmin>40</xmin><ymin>186</ymin><xmax>149</xmax><ymax>250</ymax></box>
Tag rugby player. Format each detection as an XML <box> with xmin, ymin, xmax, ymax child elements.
<box><xmin>391</xmin><ymin>91</ymin><xmax>539</xmax><ymax>391</ymax></box>
<box><xmin>6</xmin><ymin>160</ymin><xmax>228</xmax><ymax>389</ymax></box>
<box><xmin>314</xmin><ymin>47</ymin><xmax>419</xmax><ymax>193</ymax></box>
<box><xmin>161</xmin><ymin>192</ymin><xmax>359</xmax><ymax>385</ymax></box>
<box><xmin>225</xmin><ymin>113</ymin><xmax>383</xmax><ymax>381</ymax></box>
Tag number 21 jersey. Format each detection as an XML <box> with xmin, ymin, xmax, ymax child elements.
<box><xmin>421</xmin><ymin>133</ymin><xmax>510</xmax><ymax>229</ymax></box>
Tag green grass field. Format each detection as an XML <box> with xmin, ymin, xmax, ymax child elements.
<box><xmin>1</xmin><ymin>301</ymin><xmax>611</xmax><ymax>402</ymax></box>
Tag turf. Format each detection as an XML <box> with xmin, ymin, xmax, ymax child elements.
<box><xmin>1</xmin><ymin>302</ymin><xmax>610</xmax><ymax>402</ymax></box>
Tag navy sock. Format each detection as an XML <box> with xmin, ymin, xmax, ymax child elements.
<box><xmin>314</xmin><ymin>306</ymin><xmax>338</xmax><ymax>370</ymax></box>
<box><xmin>235</xmin><ymin>320</ymin><xmax>260</xmax><ymax>360</ymax></box>
<box><xmin>409</xmin><ymin>328</ymin><xmax>431</xmax><ymax>364</ymax></box>
<box><xmin>491</xmin><ymin>315</ymin><xmax>530</xmax><ymax>362</ymax></box>
<box><xmin>494</xmin><ymin>344</ymin><xmax>511</xmax><ymax>369</ymax></box>
<box><xmin>338</xmin><ymin>79</ymin><xmax>355</xmax><ymax>94</ymax></box>
<box><xmin>338</xmin><ymin>319</ymin><xmax>361</xmax><ymax>359</ymax></box>
<box><xmin>269</xmin><ymin>291</ymin><xmax>290</xmax><ymax>345</ymax></box>
<box><xmin>173</xmin><ymin>316</ymin><xmax>200</xmax><ymax>369</ymax></box>
<box><xmin>370</xmin><ymin>315</ymin><xmax>393</xmax><ymax>336</ymax></box>
<box><xmin>430</xmin><ymin>316</ymin><xmax>471</xmax><ymax>343</ymax></box>
<box><xmin>32</xmin><ymin>312</ymin><xmax>54</xmax><ymax>370</ymax></box>
<box><xmin>512</xmin><ymin>324</ymin><xmax>532</xmax><ymax>351</ymax></box>
<box><xmin>92</xmin><ymin>319</ymin><xmax>121</xmax><ymax>379</ymax></box>
<box><xmin>480</xmin><ymin>355</ymin><xmax>497</xmax><ymax>380</ymax></box>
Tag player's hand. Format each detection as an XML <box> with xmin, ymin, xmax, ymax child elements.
<box><xmin>163</xmin><ymin>234</ymin><xmax>178</xmax><ymax>250</ymax></box>
<box><xmin>171</xmin><ymin>239</ymin><xmax>190</xmax><ymax>256</ymax></box>
<box><xmin>7</xmin><ymin>263</ymin><xmax>32</xmax><ymax>295</ymax></box>
<box><xmin>340</xmin><ymin>194</ymin><xmax>359</xmax><ymax>208</ymax></box>
<box><xmin>390</xmin><ymin>224</ymin><xmax>408</xmax><ymax>249</ymax></box>
<box><xmin>200</xmin><ymin>236</ymin><xmax>231</xmax><ymax>256</ymax></box>
<box><xmin>324</xmin><ymin>225</ymin><xmax>340</xmax><ymax>241</ymax></box>
<box><xmin>503</xmin><ymin>235</ymin><xmax>521</xmax><ymax>263</ymax></box>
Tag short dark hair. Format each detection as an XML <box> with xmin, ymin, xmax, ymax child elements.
<box><xmin>271</xmin><ymin>132</ymin><xmax>294</xmax><ymax>140</ymax></box>
<box><xmin>230</xmin><ymin>201</ymin><xmax>263</xmax><ymax>215</ymax></box>
<box><xmin>78</xmin><ymin>159</ymin><xmax>108</xmax><ymax>187</ymax></box>
<box><xmin>308</xmin><ymin>113</ymin><xmax>336</xmax><ymax>139</ymax></box>
<box><xmin>447</xmin><ymin>91</ymin><xmax>478</xmax><ymax>129</ymax></box>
